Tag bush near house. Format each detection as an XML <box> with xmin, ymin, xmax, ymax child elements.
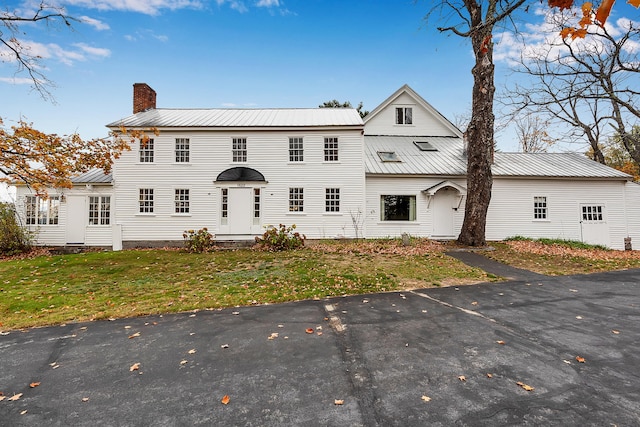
<box><xmin>255</xmin><ymin>224</ymin><xmax>305</xmax><ymax>251</ymax></box>
<box><xmin>0</xmin><ymin>202</ymin><xmax>32</xmax><ymax>256</ymax></box>
<box><xmin>183</xmin><ymin>228</ymin><xmax>215</xmax><ymax>253</ymax></box>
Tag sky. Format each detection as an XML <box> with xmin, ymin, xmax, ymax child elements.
<box><xmin>1</xmin><ymin>0</ymin><xmax>639</xmax><ymax>201</ymax></box>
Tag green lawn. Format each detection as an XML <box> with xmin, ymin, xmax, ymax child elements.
<box><xmin>0</xmin><ymin>241</ymin><xmax>488</xmax><ymax>330</ymax></box>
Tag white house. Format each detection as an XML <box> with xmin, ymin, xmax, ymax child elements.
<box><xmin>14</xmin><ymin>83</ymin><xmax>640</xmax><ymax>250</ymax></box>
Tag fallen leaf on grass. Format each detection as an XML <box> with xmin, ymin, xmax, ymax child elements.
<box><xmin>305</xmin><ymin>328</ymin><xmax>314</xmax><ymax>334</ymax></box>
<box><xmin>334</xmin><ymin>399</ymin><xmax>344</xmax><ymax>405</ymax></box>
<box><xmin>516</xmin><ymin>381</ymin><xmax>534</xmax><ymax>391</ymax></box>
<box><xmin>8</xmin><ymin>393</ymin><xmax>23</xmax><ymax>401</ymax></box>
<box><xmin>576</xmin><ymin>356</ymin><xmax>586</xmax><ymax>363</ymax></box>
<box><xmin>458</xmin><ymin>375</ymin><xmax>466</xmax><ymax>382</ymax></box>
<box><xmin>421</xmin><ymin>395</ymin><xmax>431</xmax><ymax>402</ymax></box>
<box><xmin>130</xmin><ymin>363</ymin><xmax>140</xmax><ymax>372</ymax></box>
<box><xmin>29</xmin><ymin>382</ymin><xmax>40</xmax><ymax>388</ymax></box>
<box><xmin>128</xmin><ymin>332</ymin><xmax>140</xmax><ymax>339</ymax></box>
<box><xmin>221</xmin><ymin>395</ymin><xmax>230</xmax><ymax>405</ymax></box>
<box><xmin>188</xmin><ymin>349</ymin><xmax>196</xmax><ymax>354</ymax></box>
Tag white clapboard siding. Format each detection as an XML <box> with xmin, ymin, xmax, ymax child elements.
<box><xmin>624</xmin><ymin>182</ymin><xmax>640</xmax><ymax>249</ymax></box>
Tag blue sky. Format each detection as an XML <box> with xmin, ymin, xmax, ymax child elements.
<box><xmin>1</xmin><ymin>0</ymin><xmax>639</xmax><ymax>201</ymax></box>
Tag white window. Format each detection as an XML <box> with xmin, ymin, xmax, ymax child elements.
<box><xmin>139</xmin><ymin>138</ymin><xmax>154</xmax><ymax>163</ymax></box>
<box><xmin>89</xmin><ymin>196</ymin><xmax>111</xmax><ymax>225</ymax></box>
<box><xmin>25</xmin><ymin>196</ymin><xmax>59</xmax><ymax>225</ymax></box>
<box><xmin>325</xmin><ymin>188</ymin><xmax>340</xmax><ymax>212</ymax></box>
<box><xmin>175</xmin><ymin>138</ymin><xmax>190</xmax><ymax>163</ymax></box>
<box><xmin>139</xmin><ymin>189</ymin><xmax>154</xmax><ymax>213</ymax></box>
<box><xmin>221</xmin><ymin>188</ymin><xmax>228</xmax><ymax>224</ymax></box>
<box><xmin>254</xmin><ymin>188</ymin><xmax>261</xmax><ymax>224</ymax></box>
<box><xmin>395</xmin><ymin>107</ymin><xmax>413</xmax><ymax>125</ymax></box>
<box><xmin>232</xmin><ymin>138</ymin><xmax>247</xmax><ymax>163</ymax></box>
<box><xmin>381</xmin><ymin>195</ymin><xmax>416</xmax><ymax>221</ymax></box>
<box><xmin>324</xmin><ymin>137</ymin><xmax>338</xmax><ymax>162</ymax></box>
<box><xmin>534</xmin><ymin>196</ymin><xmax>547</xmax><ymax>220</ymax></box>
<box><xmin>289</xmin><ymin>137</ymin><xmax>304</xmax><ymax>162</ymax></box>
<box><xmin>175</xmin><ymin>189</ymin><xmax>190</xmax><ymax>214</ymax></box>
<box><xmin>289</xmin><ymin>188</ymin><xmax>304</xmax><ymax>212</ymax></box>
<box><xmin>582</xmin><ymin>205</ymin><xmax>604</xmax><ymax>222</ymax></box>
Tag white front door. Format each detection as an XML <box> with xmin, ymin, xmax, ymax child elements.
<box><xmin>228</xmin><ymin>187</ymin><xmax>253</xmax><ymax>235</ymax></box>
<box><xmin>432</xmin><ymin>188</ymin><xmax>456</xmax><ymax>237</ymax></box>
<box><xmin>580</xmin><ymin>204</ymin><xmax>610</xmax><ymax>248</ymax></box>
<box><xmin>66</xmin><ymin>196</ymin><xmax>86</xmax><ymax>244</ymax></box>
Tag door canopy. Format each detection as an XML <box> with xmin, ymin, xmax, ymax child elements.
<box><xmin>216</xmin><ymin>167</ymin><xmax>266</xmax><ymax>182</ymax></box>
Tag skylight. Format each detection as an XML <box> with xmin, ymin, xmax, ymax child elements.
<box><xmin>377</xmin><ymin>151</ymin><xmax>401</xmax><ymax>162</ymax></box>
<box><xmin>413</xmin><ymin>141</ymin><xmax>438</xmax><ymax>151</ymax></box>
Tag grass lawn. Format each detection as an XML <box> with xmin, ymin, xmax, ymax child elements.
<box><xmin>0</xmin><ymin>239</ymin><xmax>488</xmax><ymax>330</ymax></box>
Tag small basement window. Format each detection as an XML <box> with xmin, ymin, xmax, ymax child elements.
<box><xmin>377</xmin><ymin>151</ymin><xmax>401</xmax><ymax>162</ymax></box>
<box><xmin>413</xmin><ymin>141</ymin><xmax>438</xmax><ymax>151</ymax></box>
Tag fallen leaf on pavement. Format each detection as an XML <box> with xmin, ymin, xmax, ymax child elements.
<box><xmin>458</xmin><ymin>375</ymin><xmax>466</xmax><ymax>382</ymax></box>
<box><xmin>82</xmin><ymin>397</ymin><xmax>89</xmax><ymax>402</ymax></box>
<box><xmin>516</xmin><ymin>381</ymin><xmax>534</xmax><ymax>391</ymax></box>
<box><xmin>421</xmin><ymin>395</ymin><xmax>431</xmax><ymax>402</ymax></box>
<box><xmin>576</xmin><ymin>356</ymin><xmax>585</xmax><ymax>363</ymax></box>
<box><xmin>334</xmin><ymin>399</ymin><xmax>344</xmax><ymax>405</ymax></box>
<box><xmin>221</xmin><ymin>344</ymin><xmax>229</xmax><ymax>349</ymax></box>
<box><xmin>0</xmin><ymin>396</ymin><xmax>5</xmax><ymax>402</ymax></box>
<box><xmin>221</xmin><ymin>395</ymin><xmax>230</xmax><ymax>405</ymax></box>
<box><xmin>29</xmin><ymin>382</ymin><xmax>40</xmax><ymax>388</ymax></box>
<box><xmin>188</xmin><ymin>349</ymin><xmax>196</xmax><ymax>354</ymax></box>
<box><xmin>563</xmin><ymin>360</ymin><xmax>572</xmax><ymax>364</ymax></box>
<box><xmin>576</xmin><ymin>316</ymin><xmax>583</xmax><ymax>320</ymax></box>
<box><xmin>268</xmin><ymin>333</ymin><xmax>279</xmax><ymax>340</ymax></box>
<box><xmin>486</xmin><ymin>373</ymin><xmax>493</xmax><ymax>378</ymax></box>
<box><xmin>306</xmin><ymin>328</ymin><xmax>314</xmax><ymax>334</ymax></box>
<box><xmin>130</xmin><ymin>363</ymin><xmax>140</xmax><ymax>372</ymax></box>
<box><xmin>496</xmin><ymin>340</ymin><xmax>506</xmax><ymax>345</ymax></box>
<box><xmin>20</xmin><ymin>410</ymin><xmax>27</xmax><ymax>415</ymax></box>
<box><xmin>128</xmin><ymin>332</ymin><xmax>140</xmax><ymax>339</ymax></box>
<box><xmin>471</xmin><ymin>301</ymin><xmax>478</xmax><ymax>306</ymax></box>
<box><xmin>8</xmin><ymin>393</ymin><xmax>23</xmax><ymax>401</ymax></box>
<box><xmin>612</xmin><ymin>330</ymin><xmax>620</xmax><ymax>334</ymax></box>
<box><xmin>180</xmin><ymin>360</ymin><xmax>188</xmax><ymax>365</ymax></box>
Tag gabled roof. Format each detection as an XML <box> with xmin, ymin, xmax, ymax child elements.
<box><xmin>363</xmin><ymin>84</ymin><xmax>462</xmax><ymax>137</ymax></box>
<box><xmin>365</xmin><ymin>135</ymin><xmax>631</xmax><ymax>180</ymax></box>
<box><xmin>107</xmin><ymin>108</ymin><xmax>364</xmax><ymax>129</ymax></box>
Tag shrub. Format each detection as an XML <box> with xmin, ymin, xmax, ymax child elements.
<box><xmin>183</xmin><ymin>228</ymin><xmax>215</xmax><ymax>253</ymax></box>
<box><xmin>255</xmin><ymin>224</ymin><xmax>305</xmax><ymax>251</ymax></box>
<box><xmin>0</xmin><ymin>202</ymin><xmax>33</xmax><ymax>256</ymax></box>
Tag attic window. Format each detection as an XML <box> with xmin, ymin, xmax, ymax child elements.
<box><xmin>377</xmin><ymin>151</ymin><xmax>401</xmax><ymax>162</ymax></box>
<box><xmin>413</xmin><ymin>141</ymin><xmax>438</xmax><ymax>152</ymax></box>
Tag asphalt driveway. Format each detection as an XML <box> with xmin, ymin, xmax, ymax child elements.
<box><xmin>1</xmin><ymin>257</ymin><xmax>639</xmax><ymax>426</ymax></box>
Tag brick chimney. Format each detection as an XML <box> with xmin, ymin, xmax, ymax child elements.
<box><xmin>133</xmin><ymin>83</ymin><xmax>156</xmax><ymax>114</ymax></box>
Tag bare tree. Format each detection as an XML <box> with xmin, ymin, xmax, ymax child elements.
<box><xmin>503</xmin><ymin>14</ymin><xmax>640</xmax><ymax>165</ymax></box>
<box><xmin>1</xmin><ymin>2</ymin><xmax>79</xmax><ymax>101</ymax></box>
<box><xmin>513</xmin><ymin>115</ymin><xmax>556</xmax><ymax>152</ymax></box>
<box><xmin>428</xmin><ymin>0</ymin><xmax>528</xmax><ymax>246</ymax></box>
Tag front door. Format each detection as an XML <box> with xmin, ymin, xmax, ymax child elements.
<box><xmin>66</xmin><ymin>196</ymin><xmax>86</xmax><ymax>244</ymax></box>
<box><xmin>580</xmin><ymin>204</ymin><xmax>610</xmax><ymax>247</ymax></box>
<box><xmin>432</xmin><ymin>188</ymin><xmax>456</xmax><ymax>237</ymax></box>
<box><xmin>228</xmin><ymin>187</ymin><xmax>253</xmax><ymax>235</ymax></box>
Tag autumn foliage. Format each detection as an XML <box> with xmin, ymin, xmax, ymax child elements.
<box><xmin>549</xmin><ymin>0</ymin><xmax>640</xmax><ymax>39</ymax></box>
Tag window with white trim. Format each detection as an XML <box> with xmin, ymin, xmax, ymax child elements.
<box><xmin>232</xmin><ymin>138</ymin><xmax>247</xmax><ymax>163</ymax></box>
<box><xmin>582</xmin><ymin>205</ymin><xmax>604</xmax><ymax>222</ymax></box>
<box><xmin>533</xmin><ymin>196</ymin><xmax>547</xmax><ymax>220</ymax></box>
<box><xmin>325</xmin><ymin>188</ymin><xmax>340</xmax><ymax>212</ymax></box>
<box><xmin>289</xmin><ymin>188</ymin><xmax>304</xmax><ymax>212</ymax></box>
<box><xmin>174</xmin><ymin>189</ymin><xmax>190</xmax><ymax>214</ymax></box>
<box><xmin>324</xmin><ymin>137</ymin><xmax>338</xmax><ymax>162</ymax></box>
<box><xmin>89</xmin><ymin>196</ymin><xmax>111</xmax><ymax>225</ymax></box>
<box><xmin>221</xmin><ymin>188</ymin><xmax>228</xmax><ymax>224</ymax></box>
<box><xmin>395</xmin><ymin>107</ymin><xmax>413</xmax><ymax>125</ymax></box>
<box><xmin>139</xmin><ymin>138</ymin><xmax>154</xmax><ymax>163</ymax></box>
<box><xmin>381</xmin><ymin>195</ymin><xmax>416</xmax><ymax>221</ymax></box>
<box><xmin>25</xmin><ymin>196</ymin><xmax>59</xmax><ymax>225</ymax></box>
<box><xmin>253</xmin><ymin>188</ymin><xmax>261</xmax><ymax>224</ymax></box>
<box><xmin>289</xmin><ymin>137</ymin><xmax>304</xmax><ymax>162</ymax></box>
<box><xmin>175</xmin><ymin>138</ymin><xmax>190</xmax><ymax>163</ymax></box>
<box><xmin>139</xmin><ymin>188</ymin><xmax>154</xmax><ymax>213</ymax></box>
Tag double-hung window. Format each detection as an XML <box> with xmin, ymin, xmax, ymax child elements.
<box><xmin>395</xmin><ymin>107</ymin><xmax>413</xmax><ymax>125</ymax></box>
<box><xmin>175</xmin><ymin>189</ymin><xmax>190</xmax><ymax>214</ymax></box>
<box><xmin>89</xmin><ymin>196</ymin><xmax>111</xmax><ymax>225</ymax></box>
<box><xmin>324</xmin><ymin>137</ymin><xmax>338</xmax><ymax>162</ymax></box>
<box><xmin>233</xmin><ymin>138</ymin><xmax>247</xmax><ymax>163</ymax></box>
<box><xmin>289</xmin><ymin>188</ymin><xmax>304</xmax><ymax>212</ymax></box>
<box><xmin>325</xmin><ymin>188</ymin><xmax>340</xmax><ymax>212</ymax></box>
<box><xmin>139</xmin><ymin>189</ymin><xmax>154</xmax><ymax>213</ymax></box>
<box><xmin>289</xmin><ymin>137</ymin><xmax>304</xmax><ymax>162</ymax></box>
<box><xmin>25</xmin><ymin>196</ymin><xmax>59</xmax><ymax>225</ymax></box>
<box><xmin>381</xmin><ymin>195</ymin><xmax>416</xmax><ymax>221</ymax></box>
<box><xmin>533</xmin><ymin>196</ymin><xmax>547</xmax><ymax>220</ymax></box>
<box><xmin>139</xmin><ymin>138</ymin><xmax>154</xmax><ymax>163</ymax></box>
<box><xmin>175</xmin><ymin>138</ymin><xmax>190</xmax><ymax>163</ymax></box>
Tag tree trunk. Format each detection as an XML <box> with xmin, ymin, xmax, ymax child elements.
<box><xmin>457</xmin><ymin>13</ymin><xmax>495</xmax><ymax>247</ymax></box>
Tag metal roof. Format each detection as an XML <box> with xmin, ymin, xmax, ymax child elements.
<box><xmin>365</xmin><ymin>136</ymin><xmax>631</xmax><ymax>179</ymax></box>
<box><xmin>71</xmin><ymin>169</ymin><xmax>113</xmax><ymax>184</ymax></box>
<box><xmin>107</xmin><ymin>108</ymin><xmax>364</xmax><ymax>129</ymax></box>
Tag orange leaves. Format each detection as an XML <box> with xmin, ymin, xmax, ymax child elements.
<box><xmin>334</xmin><ymin>399</ymin><xmax>344</xmax><ymax>405</ymax></box>
<box><xmin>29</xmin><ymin>382</ymin><xmax>40</xmax><ymax>388</ymax></box>
<box><xmin>549</xmin><ymin>0</ymin><xmax>640</xmax><ymax>39</ymax></box>
<box><xmin>516</xmin><ymin>381</ymin><xmax>535</xmax><ymax>391</ymax></box>
<box><xmin>595</xmin><ymin>0</ymin><xmax>616</xmax><ymax>24</ymax></box>
<box><xmin>130</xmin><ymin>362</ymin><xmax>140</xmax><ymax>372</ymax></box>
<box><xmin>221</xmin><ymin>395</ymin><xmax>230</xmax><ymax>405</ymax></box>
<box><xmin>305</xmin><ymin>328</ymin><xmax>314</xmax><ymax>334</ymax></box>
<box><xmin>548</xmin><ymin>0</ymin><xmax>574</xmax><ymax>9</ymax></box>
<box><xmin>576</xmin><ymin>356</ymin><xmax>586</xmax><ymax>363</ymax></box>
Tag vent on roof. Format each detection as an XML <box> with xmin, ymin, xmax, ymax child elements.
<box><xmin>377</xmin><ymin>151</ymin><xmax>401</xmax><ymax>162</ymax></box>
<box><xmin>413</xmin><ymin>141</ymin><xmax>438</xmax><ymax>151</ymax></box>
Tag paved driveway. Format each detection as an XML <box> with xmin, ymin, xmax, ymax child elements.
<box><xmin>1</xmin><ymin>262</ymin><xmax>639</xmax><ymax>426</ymax></box>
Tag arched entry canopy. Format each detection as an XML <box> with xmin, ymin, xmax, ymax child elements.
<box><xmin>216</xmin><ymin>167</ymin><xmax>266</xmax><ymax>182</ymax></box>
<box><xmin>423</xmin><ymin>180</ymin><xmax>466</xmax><ymax>210</ymax></box>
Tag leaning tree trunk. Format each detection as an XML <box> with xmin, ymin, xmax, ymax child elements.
<box><xmin>457</xmin><ymin>11</ymin><xmax>495</xmax><ymax>247</ymax></box>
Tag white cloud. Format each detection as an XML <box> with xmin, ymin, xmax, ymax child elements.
<box><xmin>0</xmin><ymin>77</ymin><xmax>34</xmax><ymax>85</ymax></box>
<box><xmin>123</xmin><ymin>30</ymin><xmax>169</xmax><ymax>43</ymax></box>
<box><xmin>0</xmin><ymin>38</ymin><xmax>111</xmax><ymax>66</ymax></box>
<box><xmin>61</xmin><ymin>0</ymin><xmax>204</xmax><ymax>16</ymax></box>
<box><xmin>80</xmin><ymin>15</ymin><xmax>110</xmax><ymax>30</ymax></box>
<box><xmin>256</xmin><ymin>0</ymin><xmax>279</xmax><ymax>7</ymax></box>
<box><xmin>74</xmin><ymin>43</ymin><xmax>111</xmax><ymax>58</ymax></box>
